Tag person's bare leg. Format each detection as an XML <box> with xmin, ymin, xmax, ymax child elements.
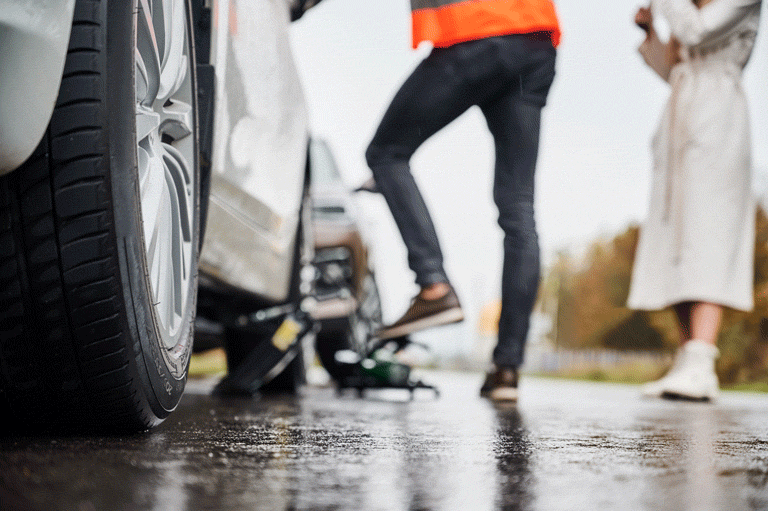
<box><xmin>687</xmin><ymin>302</ymin><xmax>723</xmax><ymax>345</ymax></box>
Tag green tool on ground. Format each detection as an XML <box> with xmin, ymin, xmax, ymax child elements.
<box><xmin>334</xmin><ymin>336</ymin><xmax>439</xmax><ymax>399</ymax></box>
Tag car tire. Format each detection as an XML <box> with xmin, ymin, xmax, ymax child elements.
<box><xmin>316</xmin><ymin>273</ymin><xmax>383</xmax><ymax>382</ymax></box>
<box><xmin>0</xmin><ymin>0</ymin><xmax>199</xmax><ymax>431</ymax></box>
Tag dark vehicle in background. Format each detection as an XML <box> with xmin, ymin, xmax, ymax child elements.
<box><xmin>309</xmin><ymin>140</ymin><xmax>383</xmax><ymax>382</ymax></box>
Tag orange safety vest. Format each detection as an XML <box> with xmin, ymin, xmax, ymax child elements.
<box><xmin>411</xmin><ymin>0</ymin><xmax>561</xmax><ymax>49</ymax></box>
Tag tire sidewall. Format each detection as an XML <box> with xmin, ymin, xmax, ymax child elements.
<box><xmin>106</xmin><ymin>0</ymin><xmax>199</xmax><ymax>416</ymax></box>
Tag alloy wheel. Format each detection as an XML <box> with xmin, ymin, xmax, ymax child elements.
<box><xmin>135</xmin><ymin>0</ymin><xmax>196</xmax><ymax>349</ymax></box>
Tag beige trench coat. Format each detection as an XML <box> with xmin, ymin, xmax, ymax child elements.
<box><xmin>628</xmin><ymin>0</ymin><xmax>762</xmax><ymax>311</ymax></box>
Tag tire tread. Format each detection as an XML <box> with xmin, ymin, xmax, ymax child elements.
<box><xmin>0</xmin><ymin>0</ymin><xmax>158</xmax><ymax>431</ymax></box>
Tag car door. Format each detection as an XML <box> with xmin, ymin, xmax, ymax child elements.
<box><xmin>200</xmin><ymin>0</ymin><xmax>309</xmax><ymax>302</ymax></box>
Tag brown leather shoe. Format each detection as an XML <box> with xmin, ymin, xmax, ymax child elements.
<box><xmin>377</xmin><ymin>286</ymin><xmax>464</xmax><ymax>340</ymax></box>
<box><xmin>480</xmin><ymin>366</ymin><xmax>518</xmax><ymax>402</ymax></box>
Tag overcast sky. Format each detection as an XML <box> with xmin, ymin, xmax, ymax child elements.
<box><xmin>288</xmin><ymin>0</ymin><xmax>768</xmax><ymax>349</ymax></box>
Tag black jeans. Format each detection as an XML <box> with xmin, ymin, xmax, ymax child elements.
<box><xmin>365</xmin><ymin>34</ymin><xmax>556</xmax><ymax>369</ymax></box>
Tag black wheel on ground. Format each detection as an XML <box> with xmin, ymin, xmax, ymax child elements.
<box><xmin>316</xmin><ymin>273</ymin><xmax>383</xmax><ymax>382</ymax></box>
<box><xmin>0</xmin><ymin>0</ymin><xmax>200</xmax><ymax>432</ymax></box>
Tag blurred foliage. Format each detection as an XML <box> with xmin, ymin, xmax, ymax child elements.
<box><xmin>189</xmin><ymin>348</ymin><xmax>227</xmax><ymax>377</ymax></box>
<box><xmin>542</xmin><ymin>207</ymin><xmax>768</xmax><ymax>385</ymax></box>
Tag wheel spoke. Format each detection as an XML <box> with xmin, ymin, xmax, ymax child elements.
<box><xmin>159</xmin><ymin>0</ymin><xmax>188</xmax><ymax>101</ymax></box>
<box><xmin>163</xmin><ymin>144</ymin><xmax>192</xmax><ymax>240</ymax></box>
<box><xmin>137</xmin><ymin>0</ymin><xmax>161</xmax><ymax>107</ymax></box>
<box><xmin>180</xmin><ymin>231</ymin><xmax>190</xmax><ymax>282</ymax></box>
<box><xmin>150</xmin><ymin>189</ymin><xmax>171</xmax><ymax>309</ymax></box>
<box><xmin>135</xmin><ymin>49</ymin><xmax>150</xmax><ymax>105</ymax></box>
<box><xmin>154</xmin><ymin>217</ymin><xmax>171</xmax><ymax>326</ymax></box>
<box><xmin>163</xmin><ymin>241</ymin><xmax>176</xmax><ymax>333</ymax></box>
<box><xmin>140</xmin><ymin>149</ymin><xmax>166</xmax><ymax>248</ymax></box>
<box><xmin>141</xmin><ymin>160</ymin><xmax>167</xmax><ymax>274</ymax></box>
<box><xmin>163</xmin><ymin>169</ymin><xmax>183</xmax><ymax>315</ymax></box>
<box><xmin>153</xmin><ymin>0</ymin><xmax>168</xmax><ymax>64</ymax></box>
<box><xmin>137</xmin><ymin>144</ymin><xmax>151</xmax><ymax>191</ymax></box>
<box><xmin>136</xmin><ymin>106</ymin><xmax>161</xmax><ymax>146</ymax></box>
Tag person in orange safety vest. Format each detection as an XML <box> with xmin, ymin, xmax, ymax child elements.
<box><xmin>366</xmin><ymin>0</ymin><xmax>560</xmax><ymax>402</ymax></box>
<box><xmin>411</xmin><ymin>0</ymin><xmax>560</xmax><ymax>49</ymax></box>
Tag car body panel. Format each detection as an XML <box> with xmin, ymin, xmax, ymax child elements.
<box><xmin>0</xmin><ymin>0</ymin><xmax>76</xmax><ymax>175</ymax></box>
<box><xmin>199</xmin><ymin>0</ymin><xmax>308</xmax><ymax>302</ymax></box>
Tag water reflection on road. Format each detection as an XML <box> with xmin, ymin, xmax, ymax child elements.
<box><xmin>1</xmin><ymin>373</ymin><xmax>767</xmax><ymax>510</ymax></box>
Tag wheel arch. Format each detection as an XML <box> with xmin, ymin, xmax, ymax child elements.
<box><xmin>0</xmin><ymin>1</ymin><xmax>77</xmax><ymax>175</ymax></box>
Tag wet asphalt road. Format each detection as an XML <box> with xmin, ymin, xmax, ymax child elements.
<box><xmin>1</xmin><ymin>372</ymin><xmax>768</xmax><ymax>511</ymax></box>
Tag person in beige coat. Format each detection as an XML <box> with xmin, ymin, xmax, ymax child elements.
<box><xmin>629</xmin><ymin>0</ymin><xmax>762</xmax><ymax>400</ymax></box>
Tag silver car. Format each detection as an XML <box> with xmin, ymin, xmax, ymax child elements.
<box><xmin>0</xmin><ymin>0</ymin><xmax>318</xmax><ymax>431</ymax></box>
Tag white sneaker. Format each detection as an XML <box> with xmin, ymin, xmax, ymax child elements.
<box><xmin>641</xmin><ymin>340</ymin><xmax>720</xmax><ymax>401</ymax></box>
<box><xmin>642</xmin><ymin>344</ymin><xmax>690</xmax><ymax>398</ymax></box>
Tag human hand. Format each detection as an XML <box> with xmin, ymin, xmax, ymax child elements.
<box><xmin>635</xmin><ymin>6</ymin><xmax>653</xmax><ymax>34</ymax></box>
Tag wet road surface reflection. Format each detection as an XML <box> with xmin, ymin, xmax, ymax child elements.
<box><xmin>1</xmin><ymin>372</ymin><xmax>768</xmax><ymax>510</ymax></box>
